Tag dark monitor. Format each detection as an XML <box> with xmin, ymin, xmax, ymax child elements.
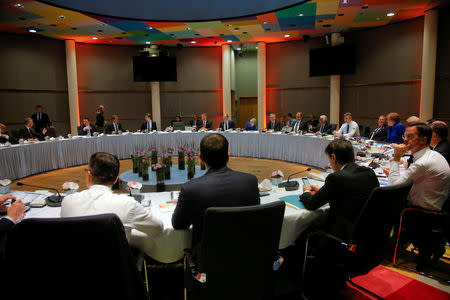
<box><xmin>309</xmin><ymin>45</ymin><xmax>355</xmax><ymax>77</ymax></box>
<box><xmin>133</xmin><ymin>56</ymin><xmax>177</xmax><ymax>82</ymax></box>
<box><xmin>172</xmin><ymin>122</ymin><xmax>185</xmax><ymax>131</ymax></box>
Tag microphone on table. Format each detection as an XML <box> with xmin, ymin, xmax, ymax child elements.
<box><xmin>16</xmin><ymin>182</ymin><xmax>64</xmax><ymax>207</ymax></box>
<box><xmin>278</xmin><ymin>168</ymin><xmax>311</xmax><ymax>191</ymax></box>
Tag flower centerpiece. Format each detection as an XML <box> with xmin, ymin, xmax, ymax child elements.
<box><xmin>148</xmin><ymin>147</ymin><xmax>158</xmax><ymax>167</ymax></box>
<box><xmin>62</xmin><ymin>181</ymin><xmax>79</xmax><ymax>195</ymax></box>
<box><xmin>162</xmin><ymin>153</ymin><xmax>172</xmax><ymax>180</ymax></box>
<box><xmin>18</xmin><ymin>138</ymin><xmax>24</xmax><ymax>145</ymax></box>
<box><xmin>271</xmin><ymin>170</ymin><xmax>284</xmax><ymax>186</ymax></box>
<box><xmin>0</xmin><ymin>179</ymin><xmax>12</xmax><ymax>194</ymax></box>
<box><xmin>131</xmin><ymin>151</ymin><xmax>142</xmax><ymax>174</ymax></box>
<box><xmin>127</xmin><ymin>181</ymin><xmax>142</xmax><ymax>195</ymax></box>
<box><xmin>178</xmin><ymin>147</ymin><xmax>185</xmax><ymax>170</ymax></box>
<box><xmin>167</xmin><ymin>148</ymin><xmax>174</xmax><ymax>167</ymax></box>
<box><xmin>186</xmin><ymin>149</ymin><xmax>196</xmax><ymax>180</ymax></box>
<box><xmin>141</xmin><ymin>157</ymin><xmax>151</xmax><ymax>181</ymax></box>
<box><xmin>152</xmin><ymin>163</ymin><xmax>165</xmax><ymax>192</ymax></box>
<box><xmin>67</xmin><ymin>133</ymin><xmax>73</xmax><ymax>139</ymax></box>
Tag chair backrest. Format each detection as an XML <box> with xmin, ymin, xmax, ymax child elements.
<box><xmin>330</xmin><ymin>123</ymin><xmax>337</xmax><ymax>131</ymax></box>
<box><xmin>199</xmin><ymin>201</ymin><xmax>285</xmax><ymax>300</ymax></box>
<box><xmin>352</xmin><ymin>179</ymin><xmax>413</xmax><ymax>271</ymax></box>
<box><xmin>4</xmin><ymin>213</ymin><xmax>147</xmax><ymax>300</ymax></box>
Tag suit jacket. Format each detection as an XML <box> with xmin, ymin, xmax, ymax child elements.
<box><xmin>0</xmin><ymin>217</ymin><xmax>14</xmax><ymax>233</ymax></box>
<box><xmin>434</xmin><ymin>140</ymin><xmax>450</xmax><ymax>165</ymax></box>
<box><xmin>370</xmin><ymin>125</ymin><xmax>387</xmax><ymax>142</ymax></box>
<box><xmin>314</xmin><ymin>123</ymin><xmax>332</xmax><ymax>134</ymax></box>
<box><xmin>95</xmin><ymin>113</ymin><xmax>105</xmax><ymax>129</ymax></box>
<box><xmin>267</xmin><ymin>120</ymin><xmax>283</xmax><ymax>131</ymax></box>
<box><xmin>172</xmin><ymin>166</ymin><xmax>260</xmax><ymax>260</ymax></box>
<box><xmin>307</xmin><ymin>119</ymin><xmax>319</xmax><ymax>128</ymax></box>
<box><xmin>300</xmin><ymin>162</ymin><xmax>379</xmax><ymax>241</ymax></box>
<box><xmin>199</xmin><ymin>120</ymin><xmax>212</xmax><ymax>130</ymax></box>
<box><xmin>140</xmin><ymin>121</ymin><xmax>157</xmax><ymax>132</ymax></box>
<box><xmin>77</xmin><ymin>124</ymin><xmax>97</xmax><ymax>136</ymax></box>
<box><xmin>18</xmin><ymin>126</ymin><xmax>42</xmax><ymax>141</ymax></box>
<box><xmin>189</xmin><ymin>119</ymin><xmax>202</xmax><ymax>127</ymax></box>
<box><xmin>292</xmin><ymin>120</ymin><xmax>309</xmax><ymax>132</ymax></box>
<box><xmin>31</xmin><ymin>112</ymin><xmax>52</xmax><ymax>133</ymax></box>
<box><xmin>0</xmin><ymin>132</ymin><xmax>9</xmax><ymax>144</ymax></box>
<box><xmin>105</xmin><ymin>122</ymin><xmax>125</xmax><ymax>134</ymax></box>
<box><xmin>387</xmin><ymin>122</ymin><xmax>405</xmax><ymax>144</ymax></box>
<box><xmin>219</xmin><ymin>120</ymin><xmax>235</xmax><ymax>130</ymax></box>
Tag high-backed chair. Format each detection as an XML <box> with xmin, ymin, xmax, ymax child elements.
<box><xmin>301</xmin><ymin>180</ymin><xmax>413</xmax><ymax>300</ymax></box>
<box><xmin>4</xmin><ymin>214</ymin><xmax>148</xmax><ymax>300</ymax></box>
<box><xmin>184</xmin><ymin>201</ymin><xmax>286</xmax><ymax>300</ymax></box>
<box><xmin>330</xmin><ymin>123</ymin><xmax>338</xmax><ymax>132</ymax></box>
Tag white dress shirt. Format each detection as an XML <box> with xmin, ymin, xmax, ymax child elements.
<box><xmin>61</xmin><ymin>185</ymin><xmax>163</xmax><ymax>243</ymax></box>
<box><xmin>388</xmin><ymin>147</ymin><xmax>450</xmax><ymax>211</ymax></box>
<box><xmin>337</xmin><ymin>120</ymin><xmax>360</xmax><ymax>138</ymax></box>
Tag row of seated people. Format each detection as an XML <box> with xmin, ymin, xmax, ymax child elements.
<box><xmin>1</xmin><ymin>127</ymin><xmax>448</xmax><ymax>296</ymax></box>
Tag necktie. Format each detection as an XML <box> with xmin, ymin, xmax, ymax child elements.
<box><xmin>38</xmin><ymin>114</ymin><xmax>41</xmax><ymax>121</ymax></box>
<box><xmin>114</xmin><ymin>123</ymin><xmax>118</xmax><ymax>132</ymax></box>
<box><xmin>204</xmin><ymin>121</ymin><xmax>206</xmax><ymax>128</ymax></box>
<box><xmin>320</xmin><ymin>124</ymin><xmax>324</xmax><ymax>133</ymax></box>
<box><xmin>28</xmin><ymin>128</ymin><xmax>33</xmax><ymax>138</ymax></box>
<box><xmin>87</xmin><ymin>128</ymin><xmax>91</xmax><ymax>136</ymax></box>
<box><xmin>147</xmin><ymin>122</ymin><xmax>150</xmax><ymax>131</ymax></box>
<box><xmin>407</xmin><ymin>155</ymin><xmax>414</xmax><ymax>168</ymax></box>
<box><xmin>295</xmin><ymin>122</ymin><xmax>298</xmax><ymax>132</ymax></box>
<box><xmin>225</xmin><ymin>121</ymin><xmax>228</xmax><ymax>130</ymax></box>
<box><xmin>346</xmin><ymin>124</ymin><xmax>350</xmax><ymax>134</ymax></box>
<box><xmin>272</xmin><ymin>121</ymin><xmax>275</xmax><ymax>129</ymax></box>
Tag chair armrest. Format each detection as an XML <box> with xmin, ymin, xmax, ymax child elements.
<box><xmin>401</xmin><ymin>206</ymin><xmax>442</xmax><ymax>217</ymax></box>
<box><xmin>308</xmin><ymin>230</ymin><xmax>357</xmax><ymax>252</ymax></box>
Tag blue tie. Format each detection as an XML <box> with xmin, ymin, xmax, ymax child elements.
<box><xmin>87</xmin><ymin>128</ymin><xmax>91</xmax><ymax>136</ymax></box>
<box><xmin>346</xmin><ymin>124</ymin><xmax>349</xmax><ymax>134</ymax></box>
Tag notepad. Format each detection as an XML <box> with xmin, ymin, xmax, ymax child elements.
<box><xmin>279</xmin><ymin>195</ymin><xmax>305</xmax><ymax>210</ymax></box>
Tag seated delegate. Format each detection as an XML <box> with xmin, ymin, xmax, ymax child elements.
<box><xmin>244</xmin><ymin>118</ymin><xmax>258</xmax><ymax>131</ymax></box>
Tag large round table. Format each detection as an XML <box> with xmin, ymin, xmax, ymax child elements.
<box><xmin>0</xmin><ymin>131</ymin><xmax>337</xmax><ymax>180</ymax></box>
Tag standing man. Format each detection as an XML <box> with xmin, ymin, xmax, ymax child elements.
<box><xmin>140</xmin><ymin>113</ymin><xmax>157</xmax><ymax>132</ymax></box>
<box><xmin>369</xmin><ymin>115</ymin><xmax>388</xmax><ymax>142</ymax></box>
<box><xmin>77</xmin><ymin>117</ymin><xmax>97</xmax><ymax>136</ymax></box>
<box><xmin>172</xmin><ymin>134</ymin><xmax>260</xmax><ymax>262</ymax></box>
<box><xmin>266</xmin><ymin>113</ymin><xmax>282</xmax><ymax>131</ymax></box>
<box><xmin>105</xmin><ymin>115</ymin><xmax>126</xmax><ymax>134</ymax></box>
<box><xmin>200</xmin><ymin>113</ymin><xmax>212</xmax><ymax>130</ymax></box>
<box><xmin>334</xmin><ymin>112</ymin><xmax>360</xmax><ymax>138</ymax></box>
<box><xmin>292</xmin><ymin>112</ymin><xmax>308</xmax><ymax>133</ymax></box>
<box><xmin>31</xmin><ymin>105</ymin><xmax>52</xmax><ymax>134</ymax></box>
<box><xmin>219</xmin><ymin>114</ymin><xmax>235</xmax><ymax>131</ymax></box>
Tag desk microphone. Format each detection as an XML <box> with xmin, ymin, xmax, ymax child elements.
<box><xmin>16</xmin><ymin>182</ymin><xmax>64</xmax><ymax>207</ymax></box>
<box><xmin>278</xmin><ymin>168</ymin><xmax>311</xmax><ymax>191</ymax></box>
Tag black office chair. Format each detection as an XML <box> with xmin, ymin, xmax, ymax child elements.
<box><xmin>4</xmin><ymin>214</ymin><xmax>149</xmax><ymax>300</ymax></box>
<box><xmin>301</xmin><ymin>179</ymin><xmax>413</xmax><ymax>300</ymax></box>
<box><xmin>330</xmin><ymin>123</ymin><xmax>338</xmax><ymax>132</ymax></box>
<box><xmin>184</xmin><ymin>201</ymin><xmax>285</xmax><ymax>300</ymax></box>
<box><xmin>393</xmin><ymin>197</ymin><xmax>450</xmax><ymax>283</ymax></box>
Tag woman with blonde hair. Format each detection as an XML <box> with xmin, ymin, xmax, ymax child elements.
<box><xmin>244</xmin><ymin>118</ymin><xmax>258</xmax><ymax>131</ymax></box>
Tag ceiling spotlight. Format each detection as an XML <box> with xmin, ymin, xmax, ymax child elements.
<box><xmin>386</xmin><ymin>12</ymin><xmax>395</xmax><ymax>17</ymax></box>
<box><xmin>342</xmin><ymin>0</ymin><xmax>349</xmax><ymax>4</ymax></box>
<box><xmin>227</xmin><ymin>24</ymin><xmax>232</xmax><ymax>27</ymax></box>
<box><xmin>29</xmin><ymin>29</ymin><xmax>37</xmax><ymax>33</ymax></box>
<box><xmin>255</xmin><ymin>46</ymin><xmax>258</xmax><ymax>49</ymax></box>
<box><xmin>186</xmin><ymin>27</ymin><xmax>191</xmax><ymax>30</ymax></box>
<box><xmin>92</xmin><ymin>37</ymin><xmax>98</xmax><ymax>40</ymax></box>
<box><xmin>284</xmin><ymin>34</ymin><xmax>290</xmax><ymax>38</ymax></box>
<box><xmin>190</xmin><ymin>41</ymin><xmax>196</xmax><ymax>44</ymax></box>
<box><xmin>263</xmin><ymin>21</ymin><xmax>267</xmax><ymax>24</ymax></box>
<box><xmin>237</xmin><ymin>47</ymin><xmax>241</xmax><ymax>50</ymax></box>
<box><xmin>145</xmin><ymin>41</ymin><xmax>151</xmax><ymax>44</ymax></box>
<box><xmin>14</xmin><ymin>3</ymin><xmax>23</xmax><ymax>8</ymax></box>
<box><xmin>59</xmin><ymin>15</ymin><xmax>65</xmax><ymax>19</ymax></box>
<box><xmin>227</xmin><ymin>40</ymin><xmax>232</xmax><ymax>42</ymax></box>
<box><xmin>298</xmin><ymin>13</ymin><xmax>304</xmax><ymax>16</ymax></box>
<box><xmin>147</xmin><ymin>26</ymin><xmax>153</xmax><ymax>30</ymax></box>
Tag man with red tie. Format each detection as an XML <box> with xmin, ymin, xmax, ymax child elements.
<box><xmin>200</xmin><ymin>113</ymin><xmax>212</xmax><ymax>130</ymax></box>
<box><xmin>18</xmin><ymin>118</ymin><xmax>45</xmax><ymax>141</ymax></box>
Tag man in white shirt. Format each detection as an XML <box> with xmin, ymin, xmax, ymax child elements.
<box><xmin>334</xmin><ymin>112</ymin><xmax>360</xmax><ymax>138</ymax></box>
<box><xmin>61</xmin><ymin>152</ymin><xmax>163</xmax><ymax>249</ymax></box>
<box><xmin>386</xmin><ymin>123</ymin><xmax>450</xmax><ymax>269</ymax></box>
<box><xmin>387</xmin><ymin>123</ymin><xmax>450</xmax><ymax>211</ymax></box>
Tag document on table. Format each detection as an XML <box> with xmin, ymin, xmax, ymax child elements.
<box><xmin>279</xmin><ymin>195</ymin><xmax>305</xmax><ymax>210</ymax></box>
<box><xmin>11</xmin><ymin>191</ymin><xmax>51</xmax><ymax>205</ymax></box>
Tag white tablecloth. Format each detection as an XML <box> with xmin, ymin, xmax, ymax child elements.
<box><xmin>0</xmin><ymin>132</ymin><xmax>335</xmax><ymax>180</ymax></box>
<box><xmin>24</xmin><ymin>179</ymin><xmax>325</xmax><ymax>263</ymax></box>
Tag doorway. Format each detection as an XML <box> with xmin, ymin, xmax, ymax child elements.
<box><xmin>238</xmin><ymin>96</ymin><xmax>257</xmax><ymax>129</ymax></box>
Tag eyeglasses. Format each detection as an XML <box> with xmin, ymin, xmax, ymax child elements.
<box><xmin>402</xmin><ymin>134</ymin><xmax>416</xmax><ymax>140</ymax></box>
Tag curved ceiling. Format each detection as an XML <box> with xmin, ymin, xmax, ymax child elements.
<box><xmin>0</xmin><ymin>0</ymin><xmax>442</xmax><ymax>47</ymax></box>
<box><xmin>40</xmin><ymin>0</ymin><xmax>309</xmax><ymax>22</ymax></box>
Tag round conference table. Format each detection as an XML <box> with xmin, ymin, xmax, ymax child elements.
<box><xmin>0</xmin><ymin>131</ymin><xmax>336</xmax><ymax>180</ymax></box>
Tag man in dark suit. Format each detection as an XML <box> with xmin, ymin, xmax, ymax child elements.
<box><xmin>18</xmin><ymin>118</ymin><xmax>45</xmax><ymax>141</ymax></box>
<box><xmin>369</xmin><ymin>115</ymin><xmax>388</xmax><ymax>142</ymax></box>
<box><xmin>77</xmin><ymin>117</ymin><xmax>97</xmax><ymax>136</ymax></box>
<box><xmin>313</xmin><ymin>115</ymin><xmax>332</xmax><ymax>134</ymax></box>
<box><xmin>292</xmin><ymin>112</ymin><xmax>308</xmax><ymax>133</ymax></box>
<box><xmin>431</xmin><ymin>121</ymin><xmax>450</xmax><ymax>165</ymax></box>
<box><xmin>199</xmin><ymin>113</ymin><xmax>212</xmax><ymax>130</ymax></box>
<box><xmin>0</xmin><ymin>123</ymin><xmax>10</xmax><ymax>144</ymax></box>
<box><xmin>105</xmin><ymin>115</ymin><xmax>126</xmax><ymax>134</ymax></box>
<box><xmin>267</xmin><ymin>113</ymin><xmax>282</xmax><ymax>131</ymax></box>
<box><xmin>172</xmin><ymin>133</ymin><xmax>260</xmax><ymax>261</ymax></box>
<box><xmin>189</xmin><ymin>114</ymin><xmax>202</xmax><ymax>128</ymax></box>
<box><xmin>219</xmin><ymin>114</ymin><xmax>235</xmax><ymax>130</ymax></box>
<box><xmin>300</xmin><ymin>139</ymin><xmax>379</xmax><ymax>241</ymax></box>
<box><xmin>31</xmin><ymin>105</ymin><xmax>52</xmax><ymax>134</ymax></box>
<box><xmin>140</xmin><ymin>113</ymin><xmax>157</xmax><ymax>132</ymax></box>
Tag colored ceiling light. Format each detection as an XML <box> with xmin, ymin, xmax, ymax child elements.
<box><xmin>387</xmin><ymin>12</ymin><xmax>395</xmax><ymax>17</ymax></box>
<box><xmin>29</xmin><ymin>29</ymin><xmax>36</xmax><ymax>33</ymax></box>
